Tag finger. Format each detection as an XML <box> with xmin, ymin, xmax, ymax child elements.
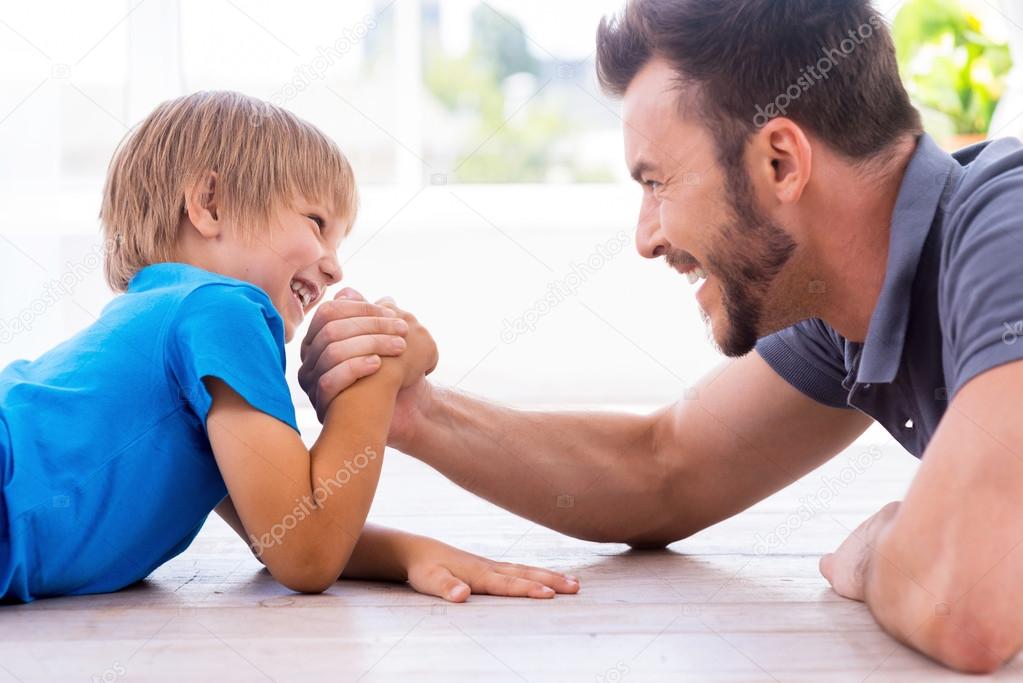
<box><xmin>303</xmin><ymin>316</ymin><xmax>408</xmax><ymax>370</ymax></box>
<box><xmin>313</xmin><ymin>355</ymin><xmax>382</xmax><ymax>406</ymax></box>
<box><xmin>313</xmin><ymin>336</ymin><xmax>406</xmax><ymax>379</ymax></box>
<box><xmin>819</xmin><ymin>553</ymin><xmax>834</xmax><ymax>582</ymax></box>
<box><xmin>300</xmin><ymin>332</ymin><xmax>404</xmax><ymax>391</ymax></box>
<box><xmin>334</xmin><ymin>287</ymin><xmax>366</xmax><ymax>302</ymax></box>
<box><xmin>478</xmin><ymin>571</ymin><xmax>555</xmax><ymax>599</ymax></box>
<box><xmin>411</xmin><ymin>565</ymin><xmax>471</xmax><ymax>603</ymax></box>
<box><xmin>495</xmin><ymin>563</ymin><xmax>580</xmax><ymax>594</ymax></box>
<box><xmin>301</xmin><ymin>300</ymin><xmax>398</xmax><ymax>357</ymax></box>
<box><xmin>376</xmin><ymin>296</ymin><xmax>398</xmax><ymax>311</ymax></box>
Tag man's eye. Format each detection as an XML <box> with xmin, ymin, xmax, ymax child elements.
<box><xmin>644</xmin><ymin>180</ymin><xmax>662</xmax><ymax>191</ymax></box>
<box><xmin>307</xmin><ymin>215</ymin><xmax>325</xmax><ymax>230</ymax></box>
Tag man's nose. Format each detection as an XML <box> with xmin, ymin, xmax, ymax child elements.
<box><xmin>635</xmin><ymin>199</ymin><xmax>668</xmax><ymax>259</ymax></box>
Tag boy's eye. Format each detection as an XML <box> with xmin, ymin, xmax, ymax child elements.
<box><xmin>307</xmin><ymin>215</ymin><xmax>325</xmax><ymax>231</ymax></box>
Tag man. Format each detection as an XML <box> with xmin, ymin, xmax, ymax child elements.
<box><xmin>298</xmin><ymin>0</ymin><xmax>1023</xmax><ymax>673</ymax></box>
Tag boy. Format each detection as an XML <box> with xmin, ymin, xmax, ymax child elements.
<box><xmin>0</xmin><ymin>91</ymin><xmax>579</xmax><ymax>603</ymax></box>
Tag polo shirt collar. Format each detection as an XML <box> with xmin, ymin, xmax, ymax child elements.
<box><xmin>855</xmin><ymin>133</ymin><xmax>960</xmax><ymax>385</ymax></box>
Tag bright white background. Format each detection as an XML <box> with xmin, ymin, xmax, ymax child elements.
<box><xmin>0</xmin><ymin>0</ymin><xmax>1016</xmax><ymax>412</ymax></box>
<box><xmin>0</xmin><ymin>0</ymin><xmax>715</xmax><ymax>411</ymax></box>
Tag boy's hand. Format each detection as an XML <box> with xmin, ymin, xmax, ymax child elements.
<box><xmin>300</xmin><ymin>289</ymin><xmax>438</xmax><ymax>443</ymax></box>
<box><xmin>402</xmin><ymin>535</ymin><xmax>580</xmax><ymax>602</ymax></box>
<box><xmin>299</xmin><ymin>291</ymin><xmax>411</xmax><ymax>421</ymax></box>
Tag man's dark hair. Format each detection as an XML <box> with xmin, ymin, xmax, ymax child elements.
<box><xmin>596</xmin><ymin>0</ymin><xmax>922</xmax><ymax>167</ymax></box>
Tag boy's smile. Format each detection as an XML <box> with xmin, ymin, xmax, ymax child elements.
<box><xmin>290</xmin><ymin>276</ymin><xmax>322</xmax><ymax>313</ymax></box>
<box><xmin>174</xmin><ymin>175</ymin><xmax>347</xmax><ymax>342</ymax></box>
<box><xmin>247</xmin><ymin>202</ymin><xmax>345</xmax><ymax>341</ymax></box>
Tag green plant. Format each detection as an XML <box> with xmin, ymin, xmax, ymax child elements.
<box><xmin>893</xmin><ymin>0</ymin><xmax>1012</xmax><ymax>135</ymax></box>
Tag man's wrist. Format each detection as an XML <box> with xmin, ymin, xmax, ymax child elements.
<box><xmin>390</xmin><ymin>380</ymin><xmax>443</xmax><ymax>452</ymax></box>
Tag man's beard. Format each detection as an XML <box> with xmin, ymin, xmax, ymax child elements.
<box><xmin>702</xmin><ymin>174</ymin><xmax>797</xmax><ymax>357</ymax></box>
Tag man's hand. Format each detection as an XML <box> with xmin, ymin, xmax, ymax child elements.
<box><xmin>819</xmin><ymin>500</ymin><xmax>900</xmax><ymax>601</ymax></box>
<box><xmin>299</xmin><ymin>288</ymin><xmax>437</xmax><ymax>446</ymax></box>
<box><xmin>298</xmin><ymin>289</ymin><xmax>411</xmax><ymax>421</ymax></box>
<box><xmin>376</xmin><ymin>296</ymin><xmax>438</xmax><ymax>389</ymax></box>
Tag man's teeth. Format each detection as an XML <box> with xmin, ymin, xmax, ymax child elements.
<box><xmin>686</xmin><ymin>267</ymin><xmax>709</xmax><ymax>285</ymax></box>
<box><xmin>290</xmin><ymin>280</ymin><xmax>316</xmax><ymax>308</ymax></box>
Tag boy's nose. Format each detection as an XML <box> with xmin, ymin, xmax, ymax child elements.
<box><xmin>321</xmin><ymin>253</ymin><xmax>342</xmax><ymax>285</ymax></box>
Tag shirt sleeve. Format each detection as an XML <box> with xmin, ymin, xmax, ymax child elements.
<box><xmin>166</xmin><ymin>282</ymin><xmax>299</xmax><ymax>434</ymax></box>
<box><xmin>754</xmin><ymin>319</ymin><xmax>852</xmax><ymax>409</ymax></box>
<box><xmin>941</xmin><ymin>174</ymin><xmax>1023</xmax><ymax>398</ymax></box>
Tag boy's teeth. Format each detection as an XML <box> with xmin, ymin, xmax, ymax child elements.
<box><xmin>290</xmin><ymin>280</ymin><xmax>314</xmax><ymax>308</ymax></box>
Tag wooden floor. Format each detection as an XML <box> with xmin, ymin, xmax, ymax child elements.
<box><xmin>0</xmin><ymin>414</ymin><xmax>1018</xmax><ymax>682</ymax></box>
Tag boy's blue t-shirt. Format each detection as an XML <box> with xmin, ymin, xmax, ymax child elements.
<box><xmin>0</xmin><ymin>263</ymin><xmax>298</xmax><ymax>603</ymax></box>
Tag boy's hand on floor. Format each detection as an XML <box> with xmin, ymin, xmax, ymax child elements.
<box><xmin>402</xmin><ymin>535</ymin><xmax>580</xmax><ymax>602</ymax></box>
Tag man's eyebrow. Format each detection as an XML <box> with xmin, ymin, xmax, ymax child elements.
<box><xmin>629</xmin><ymin>160</ymin><xmax>655</xmax><ymax>183</ymax></box>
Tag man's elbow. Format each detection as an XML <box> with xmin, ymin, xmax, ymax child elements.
<box><xmin>870</xmin><ymin>541</ymin><xmax>1022</xmax><ymax>673</ymax></box>
<box><xmin>924</xmin><ymin>612</ymin><xmax>1018</xmax><ymax>674</ymax></box>
<box><xmin>623</xmin><ymin>523</ymin><xmax>696</xmax><ymax>549</ymax></box>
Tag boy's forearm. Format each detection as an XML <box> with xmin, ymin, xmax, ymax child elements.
<box><xmin>339</xmin><ymin>523</ymin><xmax>421</xmax><ymax>582</ymax></box>
<box><xmin>305</xmin><ymin>362</ymin><xmax>402</xmax><ymax>568</ymax></box>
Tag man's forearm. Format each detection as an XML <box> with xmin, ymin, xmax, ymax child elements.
<box><xmin>865</xmin><ymin>516</ymin><xmax>1021</xmax><ymax>673</ymax></box>
<box><xmin>395</xmin><ymin>386</ymin><xmax>675</xmax><ymax>545</ymax></box>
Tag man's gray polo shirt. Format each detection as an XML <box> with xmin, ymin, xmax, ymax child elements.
<box><xmin>755</xmin><ymin>133</ymin><xmax>1023</xmax><ymax>457</ymax></box>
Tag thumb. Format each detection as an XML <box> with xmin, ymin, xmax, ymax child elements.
<box><xmin>411</xmin><ymin>565</ymin><xmax>471</xmax><ymax>603</ymax></box>
<box><xmin>335</xmin><ymin>287</ymin><xmax>366</xmax><ymax>301</ymax></box>
<box><xmin>443</xmin><ymin>578</ymin><xmax>471</xmax><ymax>603</ymax></box>
<box><xmin>376</xmin><ymin>296</ymin><xmax>398</xmax><ymax>311</ymax></box>
<box><xmin>819</xmin><ymin>553</ymin><xmax>834</xmax><ymax>580</ymax></box>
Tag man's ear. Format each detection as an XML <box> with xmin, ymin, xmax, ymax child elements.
<box><xmin>183</xmin><ymin>171</ymin><xmax>221</xmax><ymax>239</ymax></box>
<box><xmin>751</xmin><ymin>118</ymin><xmax>812</xmax><ymax>205</ymax></box>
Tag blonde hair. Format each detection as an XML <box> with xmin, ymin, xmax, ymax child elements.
<box><xmin>100</xmin><ymin>90</ymin><xmax>358</xmax><ymax>291</ymax></box>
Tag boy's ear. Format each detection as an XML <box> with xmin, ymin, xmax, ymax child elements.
<box><xmin>183</xmin><ymin>171</ymin><xmax>221</xmax><ymax>239</ymax></box>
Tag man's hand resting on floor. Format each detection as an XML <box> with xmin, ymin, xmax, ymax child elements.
<box><xmin>819</xmin><ymin>501</ymin><xmax>901</xmax><ymax>601</ymax></box>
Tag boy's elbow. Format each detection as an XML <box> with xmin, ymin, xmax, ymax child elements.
<box><xmin>275</xmin><ymin>564</ymin><xmax>337</xmax><ymax>595</ymax></box>
<box><xmin>268</xmin><ymin>548</ymin><xmax>341</xmax><ymax>595</ymax></box>
<box><xmin>280</xmin><ymin>575</ymin><xmax>334</xmax><ymax>595</ymax></box>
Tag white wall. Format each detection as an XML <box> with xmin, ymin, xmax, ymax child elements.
<box><xmin>0</xmin><ymin>0</ymin><xmax>721</xmax><ymax>411</ymax></box>
<box><xmin>0</xmin><ymin>182</ymin><xmax>720</xmax><ymax>410</ymax></box>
